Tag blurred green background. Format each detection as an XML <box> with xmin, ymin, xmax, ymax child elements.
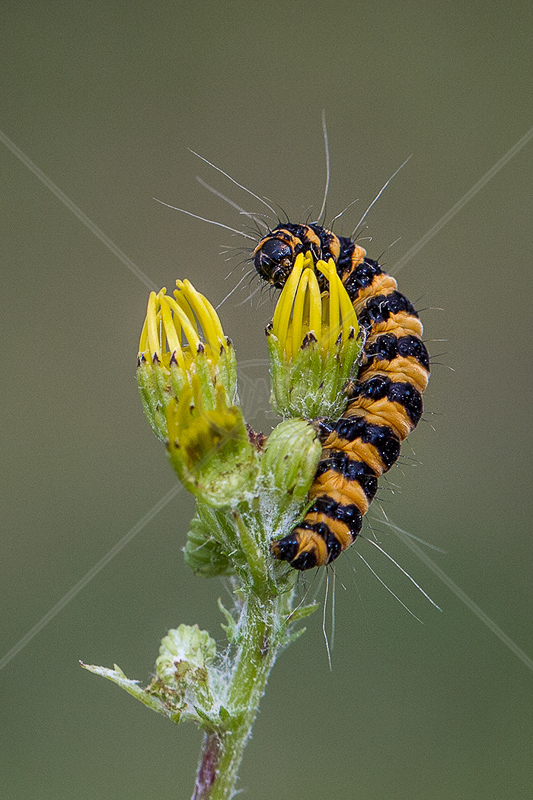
<box><xmin>2</xmin><ymin>1</ymin><xmax>532</xmax><ymax>798</ymax></box>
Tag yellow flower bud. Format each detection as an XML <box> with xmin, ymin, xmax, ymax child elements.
<box><xmin>267</xmin><ymin>252</ymin><xmax>362</xmax><ymax>419</ymax></box>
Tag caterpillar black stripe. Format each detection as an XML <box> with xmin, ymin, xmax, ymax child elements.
<box><xmin>253</xmin><ymin>222</ymin><xmax>430</xmax><ymax>570</ymax></box>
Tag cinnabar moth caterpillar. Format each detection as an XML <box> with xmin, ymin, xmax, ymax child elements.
<box><xmin>253</xmin><ymin>223</ymin><xmax>430</xmax><ymax>570</ymax></box>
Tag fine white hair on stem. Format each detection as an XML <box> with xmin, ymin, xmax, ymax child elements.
<box><xmin>153</xmin><ymin>197</ymin><xmax>256</xmax><ymax>240</ymax></box>
<box><xmin>189</xmin><ymin>148</ymin><xmax>278</xmax><ymax>218</ymax></box>
<box><xmin>351</xmin><ymin>154</ymin><xmax>412</xmax><ymax>239</ymax></box>
<box><xmin>315</xmin><ymin>109</ymin><xmax>331</xmax><ymax>224</ymax></box>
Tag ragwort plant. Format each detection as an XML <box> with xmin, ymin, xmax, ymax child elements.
<box><xmin>82</xmin><ymin>252</ymin><xmax>362</xmax><ymax>799</ymax></box>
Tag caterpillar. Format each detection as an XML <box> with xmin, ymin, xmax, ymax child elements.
<box><xmin>253</xmin><ymin>222</ymin><xmax>430</xmax><ymax>570</ymax></box>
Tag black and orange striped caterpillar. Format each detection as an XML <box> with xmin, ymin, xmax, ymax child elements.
<box><xmin>253</xmin><ymin>222</ymin><xmax>430</xmax><ymax>570</ymax></box>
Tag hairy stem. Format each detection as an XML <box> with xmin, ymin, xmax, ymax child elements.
<box><xmin>191</xmin><ymin>590</ymin><xmax>286</xmax><ymax>800</ymax></box>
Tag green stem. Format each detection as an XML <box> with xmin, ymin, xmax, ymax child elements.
<box><xmin>191</xmin><ymin>591</ymin><xmax>284</xmax><ymax>800</ymax></box>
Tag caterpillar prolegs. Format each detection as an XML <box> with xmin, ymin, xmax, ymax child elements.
<box><xmin>253</xmin><ymin>222</ymin><xmax>430</xmax><ymax>570</ymax></box>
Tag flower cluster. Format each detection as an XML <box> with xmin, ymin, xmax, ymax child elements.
<box><xmin>84</xmin><ymin>252</ymin><xmax>362</xmax><ymax>783</ymax></box>
<box><xmin>134</xmin><ymin>260</ymin><xmax>363</xmax><ymax>578</ymax></box>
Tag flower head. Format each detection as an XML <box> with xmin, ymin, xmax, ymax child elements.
<box><xmin>137</xmin><ymin>280</ymin><xmax>255</xmax><ymax>505</ymax></box>
<box><xmin>267</xmin><ymin>252</ymin><xmax>363</xmax><ymax>419</ymax></box>
<box><xmin>137</xmin><ymin>280</ymin><xmax>237</xmax><ymax>438</ymax></box>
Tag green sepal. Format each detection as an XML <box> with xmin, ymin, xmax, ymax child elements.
<box><xmin>136</xmin><ymin>359</ymin><xmax>169</xmax><ymax>441</ymax></box>
<box><xmin>216</xmin><ymin>338</ymin><xmax>239</xmax><ymax>403</ymax></box>
<box><xmin>260</xmin><ymin>418</ymin><xmax>321</xmax><ymax>503</ymax></box>
<box><xmin>287</xmin><ymin>601</ymin><xmax>319</xmax><ymax>622</ymax></box>
<box><xmin>184</xmin><ymin>515</ymin><xmax>235</xmax><ymax>578</ymax></box>
<box><xmin>281</xmin><ymin>626</ymin><xmax>309</xmax><ymax>647</ymax></box>
<box><xmin>218</xmin><ymin>598</ymin><xmax>237</xmax><ymax>643</ymax></box>
<box><xmin>267</xmin><ymin>326</ymin><xmax>363</xmax><ymax>420</ymax></box>
<box><xmin>276</xmin><ymin>602</ymin><xmax>319</xmax><ymax>648</ymax></box>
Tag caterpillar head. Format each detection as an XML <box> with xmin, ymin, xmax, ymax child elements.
<box><xmin>252</xmin><ymin>230</ymin><xmax>302</xmax><ymax>289</ymax></box>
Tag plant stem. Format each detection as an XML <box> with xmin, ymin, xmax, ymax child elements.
<box><xmin>192</xmin><ymin>731</ymin><xmax>223</xmax><ymax>800</ymax></box>
<box><xmin>191</xmin><ymin>590</ymin><xmax>285</xmax><ymax>800</ymax></box>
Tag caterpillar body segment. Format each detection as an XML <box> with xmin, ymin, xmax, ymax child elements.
<box><xmin>254</xmin><ymin>224</ymin><xmax>430</xmax><ymax>570</ymax></box>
